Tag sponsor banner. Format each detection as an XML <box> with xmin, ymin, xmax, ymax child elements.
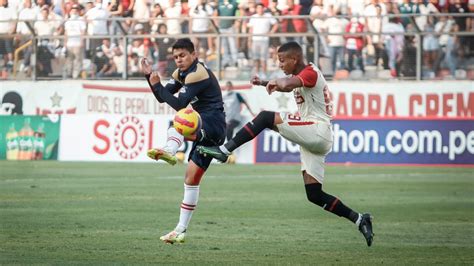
<box><xmin>0</xmin><ymin>115</ymin><xmax>60</xmax><ymax>160</ymax></box>
<box><xmin>1</xmin><ymin>81</ymin><xmax>472</xmax><ymax>118</ymax></box>
<box><xmin>80</xmin><ymin>83</ymin><xmax>176</xmax><ymax>115</ymax></box>
<box><xmin>255</xmin><ymin>119</ymin><xmax>474</xmax><ymax>165</ymax></box>
<box><xmin>58</xmin><ymin>114</ymin><xmax>253</xmax><ymax>163</ymax></box>
<box><xmin>59</xmin><ymin>114</ymin><xmax>174</xmax><ymax>162</ymax></box>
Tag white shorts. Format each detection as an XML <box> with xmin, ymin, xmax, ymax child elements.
<box><xmin>276</xmin><ymin>113</ymin><xmax>333</xmax><ymax>183</ymax></box>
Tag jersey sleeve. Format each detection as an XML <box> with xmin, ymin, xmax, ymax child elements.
<box><xmin>147</xmin><ymin>75</ymin><xmax>182</xmax><ymax>103</ymax></box>
<box><xmin>156</xmin><ymin>64</ymin><xmax>211</xmax><ymax>111</ymax></box>
<box><xmin>296</xmin><ymin>66</ymin><xmax>318</xmax><ymax>88</ymax></box>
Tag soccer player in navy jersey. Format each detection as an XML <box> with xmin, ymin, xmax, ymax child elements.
<box><xmin>198</xmin><ymin>41</ymin><xmax>374</xmax><ymax>246</ymax></box>
<box><xmin>142</xmin><ymin>38</ymin><xmax>226</xmax><ymax>244</ymax></box>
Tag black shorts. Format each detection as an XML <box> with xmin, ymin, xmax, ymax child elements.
<box><xmin>188</xmin><ymin>112</ymin><xmax>226</xmax><ymax>170</ymax></box>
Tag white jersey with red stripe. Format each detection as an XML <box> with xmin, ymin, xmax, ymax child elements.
<box><xmin>293</xmin><ymin>63</ymin><xmax>333</xmax><ymax>123</ymax></box>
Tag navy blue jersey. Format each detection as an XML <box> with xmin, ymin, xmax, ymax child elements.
<box><xmin>150</xmin><ymin>60</ymin><xmax>225</xmax><ymax>115</ymax></box>
<box><xmin>148</xmin><ymin>59</ymin><xmax>226</xmax><ymax>169</ymax></box>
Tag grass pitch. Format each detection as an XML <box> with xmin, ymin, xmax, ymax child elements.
<box><xmin>0</xmin><ymin>161</ymin><xmax>473</xmax><ymax>264</ymax></box>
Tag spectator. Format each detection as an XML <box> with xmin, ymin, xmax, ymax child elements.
<box><xmin>215</xmin><ymin>0</ymin><xmax>239</xmax><ymax>67</ymax></box>
<box><xmin>364</xmin><ymin>0</ymin><xmax>387</xmax><ymax>26</ymax></box>
<box><xmin>281</xmin><ymin>0</ymin><xmax>307</xmax><ymax>43</ymax></box>
<box><xmin>310</xmin><ymin>0</ymin><xmax>329</xmax><ymax>58</ymax></box>
<box><xmin>309</xmin><ymin>0</ymin><xmax>325</xmax><ymax>20</ymax></box>
<box><xmin>322</xmin><ymin>6</ymin><xmax>348</xmax><ymax>73</ymax></box>
<box><xmin>267</xmin><ymin>0</ymin><xmax>282</xmax><ymax>62</ymax></box>
<box><xmin>238</xmin><ymin>0</ymin><xmax>257</xmax><ymax>61</ymax></box>
<box><xmin>34</xmin><ymin>6</ymin><xmax>58</xmax><ymax>76</ymax></box>
<box><xmin>299</xmin><ymin>0</ymin><xmax>313</xmax><ymax>16</ymax></box>
<box><xmin>0</xmin><ymin>0</ymin><xmax>17</xmax><ymax>72</ymax></box>
<box><xmin>323</xmin><ymin>0</ymin><xmax>349</xmax><ymax>16</ymax></box>
<box><xmin>100</xmin><ymin>38</ymin><xmax>117</xmax><ymax>60</ymax></box>
<box><xmin>383</xmin><ymin>17</ymin><xmax>405</xmax><ymax>77</ymax></box>
<box><xmin>64</xmin><ymin>4</ymin><xmax>86</xmax><ymax>79</ymax></box>
<box><xmin>448</xmin><ymin>0</ymin><xmax>468</xmax><ymax>32</ymax></box>
<box><xmin>422</xmin><ymin>17</ymin><xmax>440</xmax><ymax>72</ymax></box>
<box><xmin>154</xmin><ymin>24</ymin><xmax>176</xmax><ymax>78</ymax></box>
<box><xmin>448</xmin><ymin>0</ymin><xmax>468</xmax><ymax>53</ymax></box>
<box><xmin>112</xmin><ymin>42</ymin><xmax>125</xmax><ymax>75</ymax></box>
<box><xmin>189</xmin><ymin>0</ymin><xmax>215</xmax><ymax>56</ymax></box>
<box><xmin>128</xmin><ymin>37</ymin><xmax>147</xmax><ymax>58</ymax></box>
<box><xmin>133</xmin><ymin>0</ymin><xmax>151</xmax><ymax>31</ymax></box>
<box><xmin>247</xmin><ymin>3</ymin><xmax>278</xmax><ymax>78</ymax></box>
<box><xmin>85</xmin><ymin>0</ymin><xmax>110</xmax><ymax>57</ymax></box>
<box><xmin>398</xmin><ymin>36</ymin><xmax>417</xmax><ymax>77</ymax></box>
<box><xmin>51</xmin><ymin>0</ymin><xmax>63</xmax><ymax>16</ymax></box>
<box><xmin>93</xmin><ymin>46</ymin><xmax>116</xmax><ymax>77</ymax></box>
<box><xmin>433</xmin><ymin>15</ymin><xmax>455</xmax><ymax>73</ymax></box>
<box><xmin>17</xmin><ymin>0</ymin><xmax>39</xmax><ymax>36</ymax></box>
<box><xmin>444</xmin><ymin>23</ymin><xmax>461</xmax><ymax>76</ymax></box>
<box><xmin>347</xmin><ymin>0</ymin><xmax>365</xmax><ymax>16</ymax></box>
<box><xmin>417</xmin><ymin>0</ymin><xmax>439</xmax><ymax>31</ymax></box>
<box><xmin>365</xmin><ymin>4</ymin><xmax>388</xmax><ymax>69</ymax></box>
<box><xmin>128</xmin><ymin>52</ymin><xmax>141</xmax><ymax>76</ymax></box>
<box><xmin>398</xmin><ymin>0</ymin><xmax>421</xmax><ymax>28</ymax></box>
<box><xmin>62</xmin><ymin>0</ymin><xmax>85</xmax><ymax>18</ymax></box>
<box><xmin>223</xmin><ymin>80</ymin><xmax>255</xmax><ymax>141</ymax></box>
<box><xmin>36</xmin><ymin>39</ymin><xmax>55</xmax><ymax>77</ymax></box>
<box><xmin>121</xmin><ymin>0</ymin><xmax>134</xmax><ymax>18</ymax></box>
<box><xmin>150</xmin><ymin>3</ymin><xmax>165</xmax><ymax>34</ymax></box>
<box><xmin>344</xmin><ymin>16</ymin><xmax>365</xmax><ymax>73</ymax></box>
<box><xmin>17</xmin><ymin>0</ymin><xmax>39</xmax><ymax>74</ymax></box>
<box><xmin>180</xmin><ymin>0</ymin><xmax>190</xmax><ymax>33</ymax></box>
<box><xmin>165</xmin><ymin>0</ymin><xmax>182</xmax><ymax>35</ymax></box>
<box><xmin>35</xmin><ymin>6</ymin><xmax>57</xmax><ymax>37</ymax></box>
<box><xmin>107</xmin><ymin>0</ymin><xmax>123</xmax><ymax>44</ymax></box>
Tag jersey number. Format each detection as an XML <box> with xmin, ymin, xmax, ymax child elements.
<box><xmin>323</xmin><ymin>85</ymin><xmax>333</xmax><ymax>116</ymax></box>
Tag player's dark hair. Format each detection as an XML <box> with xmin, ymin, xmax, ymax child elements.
<box><xmin>172</xmin><ymin>38</ymin><xmax>195</xmax><ymax>53</ymax></box>
<box><xmin>278</xmin><ymin>41</ymin><xmax>303</xmax><ymax>55</ymax></box>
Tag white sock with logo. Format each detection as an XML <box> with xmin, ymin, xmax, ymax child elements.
<box><xmin>164</xmin><ymin>127</ymin><xmax>184</xmax><ymax>155</ymax></box>
<box><xmin>175</xmin><ymin>184</ymin><xmax>199</xmax><ymax>233</ymax></box>
<box><xmin>355</xmin><ymin>213</ymin><xmax>362</xmax><ymax>227</ymax></box>
<box><xmin>219</xmin><ymin>145</ymin><xmax>231</xmax><ymax>155</ymax></box>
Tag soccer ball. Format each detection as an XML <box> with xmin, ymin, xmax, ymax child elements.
<box><xmin>173</xmin><ymin>108</ymin><xmax>202</xmax><ymax>138</ymax></box>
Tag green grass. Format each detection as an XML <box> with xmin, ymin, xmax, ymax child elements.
<box><xmin>1</xmin><ymin>161</ymin><xmax>473</xmax><ymax>265</ymax></box>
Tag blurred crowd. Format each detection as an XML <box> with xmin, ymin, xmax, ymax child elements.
<box><xmin>0</xmin><ymin>0</ymin><xmax>473</xmax><ymax>79</ymax></box>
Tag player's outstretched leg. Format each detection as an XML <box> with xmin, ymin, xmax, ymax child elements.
<box><xmin>305</xmin><ymin>182</ymin><xmax>374</xmax><ymax>247</ymax></box>
<box><xmin>160</xmin><ymin>230</ymin><xmax>186</xmax><ymax>244</ymax></box>
<box><xmin>358</xmin><ymin>213</ymin><xmax>374</xmax><ymax>246</ymax></box>
<box><xmin>147</xmin><ymin>127</ymin><xmax>183</xmax><ymax>165</ymax></box>
<box><xmin>197</xmin><ymin>111</ymin><xmax>275</xmax><ymax>162</ymax></box>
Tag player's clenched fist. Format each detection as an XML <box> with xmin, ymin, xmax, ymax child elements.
<box><xmin>266</xmin><ymin>80</ymin><xmax>278</xmax><ymax>95</ymax></box>
<box><xmin>140</xmin><ymin>57</ymin><xmax>152</xmax><ymax>75</ymax></box>
<box><xmin>250</xmin><ymin>75</ymin><xmax>261</xmax><ymax>86</ymax></box>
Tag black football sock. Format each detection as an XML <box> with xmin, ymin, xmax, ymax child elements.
<box><xmin>305</xmin><ymin>183</ymin><xmax>359</xmax><ymax>224</ymax></box>
<box><xmin>225</xmin><ymin>111</ymin><xmax>275</xmax><ymax>152</ymax></box>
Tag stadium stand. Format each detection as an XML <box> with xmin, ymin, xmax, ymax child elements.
<box><xmin>0</xmin><ymin>0</ymin><xmax>472</xmax><ymax>81</ymax></box>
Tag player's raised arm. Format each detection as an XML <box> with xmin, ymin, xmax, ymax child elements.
<box><xmin>266</xmin><ymin>76</ymin><xmax>302</xmax><ymax>95</ymax></box>
<box><xmin>142</xmin><ymin>57</ymin><xmax>182</xmax><ymax>104</ymax></box>
<box><xmin>250</xmin><ymin>75</ymin><xmax>269</xmax><ymax>87</ymax></box>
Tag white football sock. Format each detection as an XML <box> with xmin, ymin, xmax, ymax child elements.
<box><xmin>355</xmin><ymin>213</ymin><xmax>362</xmax><ymax>227</ymax></box>
<box><xmin>175</xmin><ymin>184</ymin><xmax>199</xmax><ymax>233</ymax></box>
<box><xmin>219</xmin><ymin>145</ymin><xmax>231</xmax><ymax>155</ymax></box>
<box><xmin>164</xmin><ymin>127</ymin><xmax>184</xmax><ymax>155</ymax></box>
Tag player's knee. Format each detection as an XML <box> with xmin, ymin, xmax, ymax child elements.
<box><xmin>253</xmin><ymin>111</ymin><xmax>275</xmax><ymax>129</ymax></box>
<box><xmin>305</xmin><ymin>183</ymin><xmax>325</xmax><ymax>207</ymax></box>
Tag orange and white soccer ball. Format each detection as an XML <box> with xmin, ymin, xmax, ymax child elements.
<box><xmin>173</xmin><ymin>108</ymin><xmax>202</xmax><ymax>138</ymax></box>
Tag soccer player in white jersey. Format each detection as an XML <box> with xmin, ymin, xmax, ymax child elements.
<box><xmin>197</xmin><ymin>41</ymin><xmax>374</xmax><ymax>246</ymax></box>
